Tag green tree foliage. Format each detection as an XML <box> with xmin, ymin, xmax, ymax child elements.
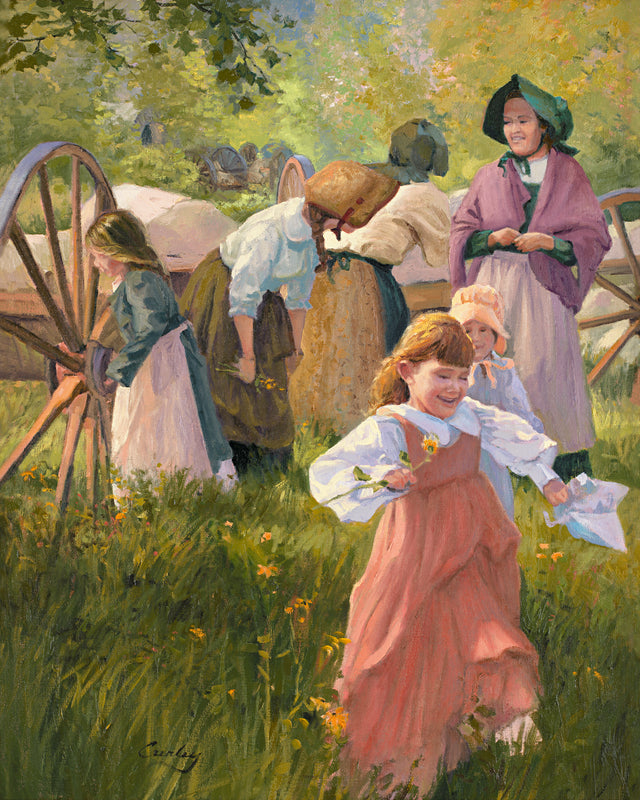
<box><xmin>427</xmin><ymin>0</ymin><xmax>640</xmax><ymax>193</ymax></box>
<box><xmin>202</xmin><ymin>0</ymin><xmax>442</xmax><ymax>169</ymax></box>
<box><xmin>0</xmin><ymin>0</ymin><xmax>637</xmax><ymax>200</ymax></box>
<box><xmin>0</xmin><ymin>0</ymin><xmax>293</xmax><ymax>109</ymax></box>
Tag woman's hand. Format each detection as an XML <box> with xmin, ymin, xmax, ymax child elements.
<box><xmin>383</xmin><ymin>467</ymin><xmax>417</xmax><ymax>491</ymax></box>
<box><xmin>235</xmin><ymin>355</ymin><xmax>256</xmax><ymax>384</ymax></box>
<box><xmin>513</xmin><ymin>232</ymin><xmax>555</xmax><ymax>252</ymax></box>
<box><xmin>543</xmin><ymin>478</ymin><xmax>569</xmax><ymax>506</ymax></box>
<box><xmin>488</xmin><ymin>227</ymin><xmax>520</xmax><ymax>248</ymax></box>
<box><xmin>55</xmin><ymin>342</ymin><xmax>84</xmax><ymax>384</ymax></box>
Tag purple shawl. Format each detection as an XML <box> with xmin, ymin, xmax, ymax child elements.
<box><xmin>449</xmin><ymin>148</ymin><xmax>612</xmax><ymax>312</ymax></box>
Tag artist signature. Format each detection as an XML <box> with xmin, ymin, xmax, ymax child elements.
<box><xmin>138</xmin><ymin>741</ymin><xmax>201</xmax><ymax>774</ymax></box>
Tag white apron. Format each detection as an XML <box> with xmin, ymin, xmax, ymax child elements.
<box><xmin>476</xmin><ymin>250</ymin><xmax>595</xmax><ymax>452</ymax></box>
<box><xmin>111</xmin><ymin>321</ymin><xmax>214</xmax><ymax>488</ymax></box>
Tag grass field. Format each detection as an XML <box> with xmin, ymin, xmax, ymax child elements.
<box><xmin>0</xmin><ymin>376</ymin><xmax>639</xmax><ymax>800</ymax></box>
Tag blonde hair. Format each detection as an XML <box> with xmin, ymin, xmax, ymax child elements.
<box><xmin>370</xmin><ymin>313</ymin><xmax>474</xmax><ymax>411</ymax></box>
<box><xmin>86</xmin><ymin>210</ymin><xmax>169</xmax><ymax>281</ymax></box>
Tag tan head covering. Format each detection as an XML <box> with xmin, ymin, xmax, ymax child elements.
<box><xmin>304</xmin><ymin>160</ymin><xmax>399</xmax><ymax>233</ymax></box>
<box><xmin>449</xmin><ymin>284</ymin><xmax>510</xmax><ymax>355</ymax></box>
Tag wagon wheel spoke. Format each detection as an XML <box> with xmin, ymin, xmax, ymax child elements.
<box><xmin>83</xmin><ymin>184</ymin><xmax>113</xmax><ymax>341</ymax></box>
<box><xmin>587</xmin><ymin>319</ymin><xmax>640</xmax><ymax>385</ymax></box>
<box><xmin>610</xmin><ymin>205</ymin><xmax>640</xmax><ymax>287</ymax></box>
<box><xmin>84</xmin><ymin>403</ymin><xmax>99</xmax><ymax>508</ymax></box>
<box><xmin>10</xmin><ymin>220</ymin><xmax>82</xmax><ymax>351</ymax></box>
<box><xmin>70</xmin><ymin>155</ymin><xmax>85</xmax><ymax>331</ymax></box>
<box><xmin>0</xmin><ymin>375</ymin><xmax>86</xmax><ymax>485</ymax></box>
<box><xmin>0</xmin><ymin>313</ymin><xmax>83</xmax><ymax>371</ymax></box>
<box><xmin>38</xmin><ymin>164</ymin><xmax>82</xmax><ymax>345</ymax></box>
<box><xmin>55</xmin><ymin>391</ymin><xmax>90</xmax><ymax>510</ymax></box>
<box><xmin>577</xmin><ymin>309</ymin><xmax>635</xmax><ymax>331</ymax></box>
<box><xmin>593</xmin><ymin>274</ymin><xmax>640</xmax><ymax>313</ymax></box>
<box><xmin>94</xmin><ymin>398</ymin><xmax>112</xmax><ymax>473</ymax></box>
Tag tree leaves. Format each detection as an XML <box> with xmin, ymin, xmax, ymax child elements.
<box><xmin>0</xmin><ymin>0</ymin><xmax>290</xmax><ymax>107</ymax></box>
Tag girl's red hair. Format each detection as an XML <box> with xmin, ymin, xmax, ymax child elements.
<box><xmin>370</xmin><ymin>313</ymin><xmax>473</xmax><ymax>411</ymax></box>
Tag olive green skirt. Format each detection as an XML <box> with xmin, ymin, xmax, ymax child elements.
<box><xmin>179</xmin><ymin>251</ymin><xmax>295</xmax><ymax>450</ymax></box>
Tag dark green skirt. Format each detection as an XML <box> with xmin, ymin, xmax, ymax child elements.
<box><xmin>179</xmin><ymin>251</ymin><xmax>295</xmax><ymax>450</ymax></box>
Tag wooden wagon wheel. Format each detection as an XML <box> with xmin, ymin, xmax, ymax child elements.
<box><xmin>210</xmin><ymin>146</ymin><xmax>248</xmax><ymax>188</ymax></box>
<box><xmin>577</xmin><ymin>187</ymin><xmax>640</xmax><ymax>386</ymax></box>
<box><xmin>276</xmin><ymin>155</ymin><xmax>315</xmax><ymax>203</ymax></box>
<box><xmin>196</xmin><ymin>154</ymin><xmax>219</xmax><ymax>192</ymax></box>
<box><xmin>0</xmin><ymin>141</ymin><xmax>117</xmax><ymax>511</ymax></box>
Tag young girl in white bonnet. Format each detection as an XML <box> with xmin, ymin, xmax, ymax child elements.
<box><xmin>450</xmin><ymin>284</ymin><xmax>543</xmax><ymax>518</ymax></box>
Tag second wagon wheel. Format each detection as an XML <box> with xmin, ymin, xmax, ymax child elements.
<box><xmin>209</xmin><ymin>146</ymin><xmax>248</xmax><ymax>189</ymax></box>
<box><xmin>276</xmin><ymin>155</ymin><xmax>315</xmax><ymax>204</ymax></box>
<box><xmin>0</xmin><ymin>141</ymin><xmax>117</xmax><ymax>512</ymax></box>
<box><xmin>577</xmin><ymin>187</ymin><xmax>640</xmax><ymax>389</ymax></box>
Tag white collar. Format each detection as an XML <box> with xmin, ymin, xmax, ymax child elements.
<box><xmin>281</xmin><ymin>196</ymin><xmax>312</xmax><ymax>242</ymax></box>
<box><xmin>516</xmin><ymin>154</ymin><xmax>548</xmax><ymax>184</ymax></box>
<box><xmin>377</xmin><ymin>399</ymin><xmax>480</xmax><ymax>445</ymax></box>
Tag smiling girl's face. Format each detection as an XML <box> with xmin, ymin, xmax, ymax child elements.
<box><xmin>503</xmin><ymin>97</ymin><xmax>548</xmax><ymax>159</ymax></box>
<box><xmin>399</xmin><ymin>358</ymin><xmax>469</xmax><ymax>419</ymax></box>
<box><xmin>463</xmin><ymin>320</ymin><xmax>497</xmax><ymax>362</ymax></box>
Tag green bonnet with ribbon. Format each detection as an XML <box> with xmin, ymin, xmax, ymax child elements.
<box><xmin>483</xmin><ymin>74</ymin><xmax>577</xmax><ymax>174</ymax></box>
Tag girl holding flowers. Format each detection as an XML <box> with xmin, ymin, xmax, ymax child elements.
<box><xmin>309</xmin><ymin>313</ymin><xmax>568</xmax><ymax>794</ymax></box>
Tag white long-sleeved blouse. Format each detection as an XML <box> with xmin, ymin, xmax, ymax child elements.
<box><xmin>220</xmin><ymin>197</ymin><xmax>318</xmax><ymax>318</ymax></box>
<box><xmin>309</xmin><ymin>398</ymin><xmax>559</xmax><ymax>523</ymax></box>
<box><xmin>322</xmin><ymin>182</ymin><xmax>450</xmax><ymax>270</ymax></box>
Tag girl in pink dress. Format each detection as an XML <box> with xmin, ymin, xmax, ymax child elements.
<box><xmin>309</xmin><ymin>313</ymin><xmax>568</xmax><ymax>795</ymax></box>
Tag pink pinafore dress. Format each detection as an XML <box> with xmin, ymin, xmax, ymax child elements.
<box><xmin>336</xmin><ymin>416</ymin><xmax>540</xmax><ymax>792</ymax></box>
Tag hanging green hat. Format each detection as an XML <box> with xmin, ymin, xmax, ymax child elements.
<box><xmin>482</xmin><ymin>74</ymin><xmax>574</xmax><ymax>146</ymax></box>
<box><xmin>370</xmin><ymin>119</ymin><xmax>449</xmax><ymax>183</ymax></box>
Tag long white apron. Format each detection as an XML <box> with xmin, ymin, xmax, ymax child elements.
<box><xmin>476</xmin><ymin>251</ymin><xmax>595</xmax><ymax>453</ymax></box>
<box><xmin>111</xmin><ymin>321</ymin><xmax>214</xmax><ymax>487</ymax></box>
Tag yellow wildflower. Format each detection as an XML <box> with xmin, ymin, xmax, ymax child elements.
<box><xmin>551</xmin><ymin>551</ymin><xmax>564</xmax><ymax>562</ymax></box>
<box><xmin>189</xmin><ymin>626</ymin><xmax>206</xmax><ymax>641</ymax></box>
<box><xmin>257</xmin><ymin>563</ymin><xmax>278</xmax><ymax>578</ymax></box>
<box><xmin>309</xmin><ymin>696</ymin><xmax>331</xmax><ymax>713</ymax></box>
<box><xmin>422</xmin><ymin>436</ymin><xmax>439</xmax><ymax>454</ymax></box>
<box><xmin>322</xmin><ymin>706</ymin><xmax>348</xmax><ymax>737</ymax></box>
<box><xmin>538</xmin><ymin>543</ymin><xmax>550</xmax><ymax>550</ymax></box>
<box><xmin>536</xmin><ymin>553</ymin><xmax>547</xmax><ymax>559</ymax></box>
<box><xmin>285</xmin><ymin>606</ymin><xmax>294</xmax><ymax>614</ymax></box>
<box><xmin>228</xmin><ymin>689</ymin><xmax>236</xmax><ymax>698</ymax></box>
<box><xmin>261</xmin><ymin>531</ymin><xmax>272</xmax><ymax>542</ymax></box>
<box><xmin>224</xmin><ymin>520</ymin><xmax>233</xmax><ymax>527</ymax></box>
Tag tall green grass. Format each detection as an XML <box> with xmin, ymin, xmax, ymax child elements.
<box><xmin>0</xmin><ymin>377</ymin><xmax>639</xmax><ymax>799</ymax></box>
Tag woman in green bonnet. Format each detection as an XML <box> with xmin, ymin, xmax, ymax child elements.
<box><xmin>290</xmin><ymin>119</ymin><xmax>451</xmax><ymax>434</ymax></box>
<box><xmin>450</xmin><ymin>75</ymin><xmax>611</xmax><ymax>480</ymax></box>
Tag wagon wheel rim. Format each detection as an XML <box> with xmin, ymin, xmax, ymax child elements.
<box><xmin>0</xmin><ymin>142</ymin><xmax>117</xmax><ymax>512</ymax></box>
<box><xmin>276</xmin><ymin>155</ymin><xmax>315</xmax><ymax>203</ymax></box>
<box><xmin>576</xmin><ymin>187</ymin><xmax>640</xmax><ymax>384</ymax></box>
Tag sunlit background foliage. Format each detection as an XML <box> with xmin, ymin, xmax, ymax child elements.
<box><xmin>1</xmin><ymin>0</ymin><xmax>637</xmax><ymax>196</ymax></box>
